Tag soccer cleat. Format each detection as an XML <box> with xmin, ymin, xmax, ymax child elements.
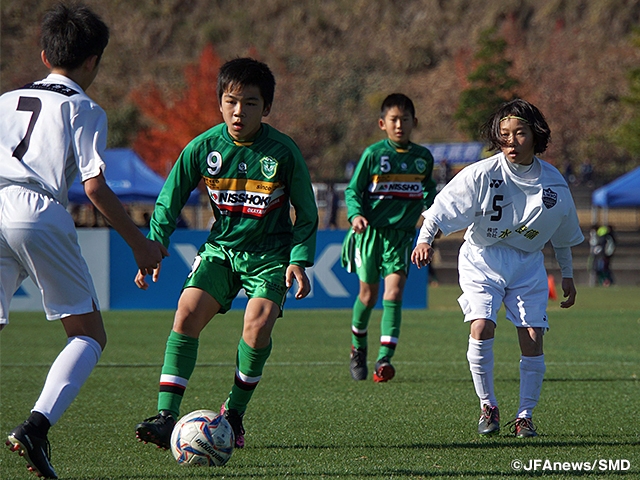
<box><xmin>135</xmin><ymin>410</ymin><xmax>176</xmax><ymax>449</ymax></box>
<box><xmin>477</xmin><ymin>405</ymin><xmax>500</xmax><ymax>435</ymax></box>
<box><xmin>350</xmin><ymin>346</ymin><xmax>368</xmax><ymax>381</ymax></box>
<box><xmin>6</xmin><ymin>422</ymin><xmax>58</xmax><ymax>479</ymax></box>
<box><xmin>507</xmin><ymin>417</ymin><xmax>538</xmax><ymax>438</ymax></box>
<box><xmin>373</xmin><ymin>356</ymin><xmax>395</xmax><ymax>383</ymax></box>
<box><xmin>220</xmin><ymin>403</ymin><xmax>245</xmax><ymax>449</ymax></box>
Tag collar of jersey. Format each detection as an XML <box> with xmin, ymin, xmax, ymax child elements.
<box><xmin>386</xmin><ymin>139</ymin><xmax>412</xmax><ymax>153</ymax></box>
<box><xmin>44</xmin><ymin>73</ymin><xmax>84</xmax><ymax>93</ymax></box>
<box><xmin>223</xmin><ymin>123</ymin><xmax>266</xmax><ymax>146</ymax></box>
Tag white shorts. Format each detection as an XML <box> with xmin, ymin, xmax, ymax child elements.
<box><xmin>0</xmin><ymin>186</ymin><xmax>99</xmax><ymax>324</ymax></box>
<box><xmin>457</xmin><ymin>241</ymin><xmax>548</xmax><ymax>328</ymax></box>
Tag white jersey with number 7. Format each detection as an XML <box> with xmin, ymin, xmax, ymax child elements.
<box><xmin>0</xmin><ymin>73</ymin><xmax>106</xmax><ymax>206</ymax></box>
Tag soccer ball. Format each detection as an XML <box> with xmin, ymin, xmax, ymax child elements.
<box><xmin>170</xmin><ymin>409</ymin><xmax>234</xmax><ymax>466</ymax></box>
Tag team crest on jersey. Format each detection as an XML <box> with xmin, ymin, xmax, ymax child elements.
<box><xmin>260</xmin><ymin>156</ymin><xmax>278</xmax><ymax>179</ymax></box>
<box><xmin>542</xmin><ymin>188</ymin><xmax>557</xmax><ymax>209</ymax></box>
<box><xmin>415</xmin><ymin>158</ymin><xmax>427</xmax><ymax>173</ymax></box>
<box><xmin>207</xmin><ymin>151</ymin><xmax>223</xmax><ymax>175</ymax></box>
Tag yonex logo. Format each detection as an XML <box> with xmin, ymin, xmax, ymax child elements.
<box><xmin>490</xmin><ymin>179</ymin><xmax>504</xmax><ymax>188</ymax></box>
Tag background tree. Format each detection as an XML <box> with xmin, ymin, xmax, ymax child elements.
<box><xmin>613</xmin><ymin>29</ymin><xmax>640</xmax><ymax>163</ymax></box>
<box><xmin>131</xmin><ymin>44</ymin><xmax>223</xmax><ymax>177</ymax></box>
<box><xmin>455</xmin><ymin>27</ymin><xmax>520</xmax><ymax>140</ymax></box>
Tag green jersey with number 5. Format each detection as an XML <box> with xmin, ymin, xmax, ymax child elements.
<box><xmin>345</xmin><ymin>139</ymin><xmax>436</xmax><ymax>232</ymax></box>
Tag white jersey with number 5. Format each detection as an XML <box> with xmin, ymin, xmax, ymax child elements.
<box><xmin>0</xmin><ymin>73</ymin><xmax>106</xmax><ymax>205</ymax></box>
<box><xmin>422</xmin><ymin>153</ymin><xmax>584</xmax><ymax>251</ymax></box>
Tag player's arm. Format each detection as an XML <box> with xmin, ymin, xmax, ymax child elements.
<box><xmin>84</xmin><ymin>172</ymin><xmax>168</xmax><ymax>275</ymax></box>
<box><xmin>412</xmin><ymin>213</ymin><xmax>440</xmax><ymax>268</ymax></box>
<box><xmin>554</xmin><ymin>246</ymin><xmax>577</xmax><ymax>308</ymax></box>
<box><xmin>147</xmin><ymin>147</ymin><xmax>201</xmax><ymax>248</ymax></box>
<box><xmin>288</xmin><ymin>150</ymin><xmax>319</xmax><ymax>270</ymax></box>
<box><xmin>344</xmin><ymin>152</ymin><xmax>372</xmax><ymax>231</ymax></box>
<box><xmin>285</xmin><ymin>264</ymin><xmax>310</xmax><ymax>299</ymax></box>
<box><xmin>421</xmin><ymin>151</ymin><xmax>438</xmax><ymax>209</ymax></box>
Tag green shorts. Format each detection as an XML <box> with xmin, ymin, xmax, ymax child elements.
<box><xmin>183</xmin><ymin>243</ymin><xmax>289</xmax><ymax>314</ymax></box>
<box><xmin>341</xmin><ymin>227</ymin><xmax>415</xmax><ymax>284</ymax></box>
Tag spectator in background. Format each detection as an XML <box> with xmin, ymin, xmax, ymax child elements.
<box><xmin>592</xmin><ymin>225</ymin><xmax>616</xmax><ymax>286</ymax></box>
<box><xmin>579</xmin><ymin>160</ymin><xmax>594</xmax><ymax>186</ymax></box>
<box><xmin>323</xmin><ymin>183</ymin><xmax>340</xmax><ymax>229</ymax></box>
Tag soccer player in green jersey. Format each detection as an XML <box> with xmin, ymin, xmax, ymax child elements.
<box><xmin>135</xmin><ymin>58</ymin><xmax>318</xmax><ymax>450</ymax></box>
<box><xmin>341</xmin><ymin>93</ymin><xmax>437</xmax><ymax>382</ymax></box>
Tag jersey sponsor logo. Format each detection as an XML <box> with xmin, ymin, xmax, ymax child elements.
<box><xmin>490</xmin><ymin>179</ymin><xmax>504</xmax><ymax>188</ymax></box>
<box><xmin>542</xmin><ymin>188</ymin><xmax>557</xmax><ymax>209</ymax></box>
<box><xmin>207</xmin><ymin>151</ymin><xmax>223</xmax><ymax>175</ymax></box>
<box><xmin>204</xmin><ymin>177</ymin><xmax>285</xmax><ymax>218</ymax></box>
<box><xmin>260</xmin><ymin>156</ymin><xmax>278</xmax><ymax>179</ymax></box>
<box><xmin>21</xmin><ymin>83</ymin><xmax>79</xmax><ymax>97</ymax></box>
<box><xmin>415</xmin><ymin>158</ymin><xmax>427</xmax><ymax>173</ymax></box>
<box><xmin>368</xmin><ymin>174</ymin><xmax>424</xmax><ymax>199</ymax></box>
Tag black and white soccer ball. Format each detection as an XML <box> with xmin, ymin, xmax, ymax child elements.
<box><xmin>170</xmin><ymin>409</ymin><xmax>234</xmax><ymax>466</ymax></box>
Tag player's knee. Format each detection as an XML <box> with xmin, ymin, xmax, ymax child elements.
<box><xmin>470</xmin><ymin>319</ymin><xmax>495</xmax><ymax>340</ymax></box>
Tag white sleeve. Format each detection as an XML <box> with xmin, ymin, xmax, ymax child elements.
<box><xmin>417</xmin><ymin>215</ymin><xmax>440</xmax><ymax>245</ymax></box>
<box><xmin>423</xmin><ymin>167</ymin><xmax>478</xmax><ymax>236</ymax></box>
<box><xmin>554</xmin><ymin>246</ymin><xmax>574</xmax><ymax>278</ymax></box>
<box><xmin>72</xmin><ymin>102</ymin><xmax>107</xmax><ymax>182</ymax></box>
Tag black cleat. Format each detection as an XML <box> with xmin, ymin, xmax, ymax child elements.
<box><xmin>507</xmin><ymin>417</ymin><xmax>538</xmax><ymax>438</ymax></box>
<box><xmin>478</xmin><ymin>405</ymin><xmax>500</xmax><ymax>435</ymax></box>
<box><xmin>220</xmin><ymin>403</ymin><xmax>245</xmax><ymax>449</ymax></box>
<box><xmin>135</xmin><ymin>411</ymin><xmax>176</xmax><ymax>449</ymax></box>
<box><xmin>350</xmin><ymin>347</ymin><xmax>368</xmax><ymax>380</ymax></box>
<box><xmin>6</xmin><ymin>422</ymin><xmax>58</xmax><ymax>479</ymax></box>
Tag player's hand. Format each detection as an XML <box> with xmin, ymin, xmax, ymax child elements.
<box><xmin>135</xmin><ymin>262</ymin><xmax>162</xmax><ymax>290</ymax></box>
<box><xmin>133</xmin><ymin>239</ymin><xmax>169</xmax><ymax>276</ymax></box>
<box><xmin>411</xmin><ymin>243</ymin><xmax>433</xmax><ymax>269</ymax></box>
<box><xmin>560</xmin><ymin>277</ymin><xmax>577</xmax><ymax>308</ymax></box>
<box><xmin>351</xmin><ymin>216</ymin><xmax>368</xmax><ymax>234</ymax></box>
<box><xmin>286</xmin><ymin>264</ymin><xmax>310</xmax><ymax>299</ymax></box>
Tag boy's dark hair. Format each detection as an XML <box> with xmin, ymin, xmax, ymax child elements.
<box><xmin>217</xmin><ymin>58</ymin><xmax>276</xmax><ymax>107</ymax></box>
<box><xmin>380</xmin><ymin>93</ymin><xmax>416</xmax><ymax>119</ymax></box>
<box><xmin>481</xmin><ymin>98</ymin><xmax>551</xmax><ymax>154</ymax></box>
<box><xmin>41</xmin><ymin>3</ymin><xmax>109</xmax><ymax>70</ymax></box>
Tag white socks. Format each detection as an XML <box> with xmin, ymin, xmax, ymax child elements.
<box><xmin>467</xmin><ymin>335</ymin><xmax>546</xmax><ymax>418</ymax></box>
<box><xmin>518</xmin><ymin>354</ymin><xmax>546</xmax><ymax>418</ymax></box>
<box><xmin>467</xmin><ymin>336</ymin><xmax>497</xmax><ymax>408</ymax></box>
<box><xmin>33</xmin><ymin>336</ymin><xmax>102</xmax><ymax>425</ymax></box>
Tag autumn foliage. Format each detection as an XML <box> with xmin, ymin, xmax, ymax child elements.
<box><xmin>131</xmin><ymin>44</ymin><xmax>223</xmax><ymax>177</ymax></box>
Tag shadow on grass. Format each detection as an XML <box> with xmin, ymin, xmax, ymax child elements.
<box><xmin>61</xmin><ymin>467</ymin><xmax>638</xmax><ymax>480</ymax></box>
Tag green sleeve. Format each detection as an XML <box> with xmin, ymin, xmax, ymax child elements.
<box><xmin>344</xmin><ymin>151</ymin><xmax>372</xmax><ymax>224</ymax></box>
<box><xmin>422</xmin><ymin>151</ymin><xmax>438</xmax><ymax>209</ymax></box>
<box><xmin>288</xmin><ymin>151</ymin><xmax>318</xmax><ymax>267</ymax></box>
<box><xmin>147</xmin><ymin>144</ymin><xmax>202</xmax><ymax>247</ymax></box>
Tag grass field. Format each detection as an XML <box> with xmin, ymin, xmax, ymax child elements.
<box><xmin>1</xmin><ymin>285</ymin><xmax>639</xmax><ymax>479</ymax></box>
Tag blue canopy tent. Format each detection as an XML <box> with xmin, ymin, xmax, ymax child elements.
<box><xmin>69</xmin><ymin>148</ymin><xmax>199</xmax><ymax>205</ymax></box>
<box><xmin>591</xmin><ymin>166</ymin><xmax>640</xmax><ymax>224</ymax></box>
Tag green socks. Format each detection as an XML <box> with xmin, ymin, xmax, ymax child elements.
<box><xmin>378</xmin><ymin>299</ymin><xmax>401</xmax><ymax>360</ymax></box>
<box><xmin>351</xmin><ymin>298</ymin><xmax>373</xmax><ymax>350</ymax></box>
<box><xmin>157</xmin><ymin>330</ymin><xmax>199</xmax><ymax>418</ymax></box>
<box><xmin>226</xmin><ymin>338</ymin><xmax>272</xmax><ymax>413</ymax></box>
